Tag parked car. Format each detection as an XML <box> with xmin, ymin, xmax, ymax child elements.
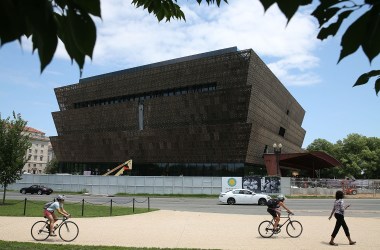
<box><xmin>20</xmin><ymin>185</ymin><xmax>53</xmax><ymax>195</ymax></box>
<box><xmin>219</xmin><ymin>189</ymin><xmax>271</xmax><ymax>205</ymax></box>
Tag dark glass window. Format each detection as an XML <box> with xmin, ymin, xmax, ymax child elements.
<box><xmin>73</xmin><ymin>82</ymin><xmax>217</xmax><ymax>109</ymax></box>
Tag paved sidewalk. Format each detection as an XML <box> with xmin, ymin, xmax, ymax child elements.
<box><xmin>1</xmin><ymin>210</ymin><xmax>379</xmax><ymax>249</ymax></box>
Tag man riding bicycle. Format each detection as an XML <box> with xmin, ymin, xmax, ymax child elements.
<box><xmin>267</xmin><ymin>194</ymin><xmax>293</xmax><ymax>232</ymax></box>
<box><xmin>44</xmin><ymin>195</ymin><xmax>70</xmax><ymax>236</ymax></box>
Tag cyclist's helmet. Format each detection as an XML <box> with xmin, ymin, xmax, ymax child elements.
<box><xmin>57</xmin><ymin>195</ymin><xmax>65</xmax><ymax>201</ymax></box>
<box><xmin>277</xmin><ymin>194</ymin><xmax>285</xmax><ymax>201</ymax></box>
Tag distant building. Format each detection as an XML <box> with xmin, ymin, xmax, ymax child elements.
<box><xmin>51</xmin><ymin>47</ymin><xmax>306</xmax><ymax>176</ymax></box>
<box><xmin>23</xmin><ymin>127</ymin><xmax>50</xmax><ymax>174</ymax></box>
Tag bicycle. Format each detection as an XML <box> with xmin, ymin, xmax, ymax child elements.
<box><xmin>258</xmin><ymin>213</ymin><xmax>303</xmax><ymax>238</ymax></box>
<box><xmin>31</xmin><ymin>216</ymin><xmax>79</xmax><ymax>242</ymax></box>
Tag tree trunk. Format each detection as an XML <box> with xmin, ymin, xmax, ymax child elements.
<box><xmin>2</xmin><ymin>184</ymin><xmax>7</xmax><ymax>204</ymax></box>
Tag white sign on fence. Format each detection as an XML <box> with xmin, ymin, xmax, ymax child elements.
<box><xmin>83</xmin><ymin>171</ymin><xmax>91</xmax><ymax>176</ymax></box>
<box><xmin>222</xmin><ymin>177</ymin><xmax>242</xmax><ymax>192</ymax></box>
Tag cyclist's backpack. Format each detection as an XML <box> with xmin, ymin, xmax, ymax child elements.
<box><xmin>43</xmin><ymin>201</ymin><xmax>54</xmax><ymax>209</ymax></box>
<box><xmin>266</xmin><ymin>198</ymin><xmax>279</xmax><ymax>208</ymax></box>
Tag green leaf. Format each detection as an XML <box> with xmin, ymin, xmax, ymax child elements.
<box><xmin>143</xmin><ymin>0</ymin><xmax>153</xmax><ymax>9</ymax></box>
<box><xmin>197</xmin><ymin>0</ymin><xmax>228</xmax><ymax>6</ymax></box>
<box><xmin>144</xmin><ymin>0</ymin><xmax>154</xmax><ymax>13</ymax></box>
<box><xmin>67</xmin><ymin>7</ymin><xmax>96</xmax><ymax>58</ymax></box>
<box><xmin>156</xmin><ymin>8</ymin><xmax>165</xmax><ymax>22</ymax></box>
<box><xmin>162</xmin><ymin>1</ymin><xmax>171</xmax><ymax>20</ymax></box>
<box><xmin>54</xmin><ymin>0</ymin><xmax>67</xmax><ymax>10</ymax></box>
<box><xmin>317</xmin><ymin>10</ymin><xmax>353</xmax><ymax>40</ymax></box>
<box><xmin>32</xmin><ymin>24</ymin><xmax>58</xmax><ymax>73</ymax></box>
<box><xmin>133</xmin><ymin>0</ymin><xmax>143</xmax><ymax>8</ymax></box>
<box><xmin>259</xmin><ymin>0</ymin><xmax>276</xmax><ymax>12</ymax></box>
<box><xmin>21</xmin><ymin>0</ymin><xmax>58</xmax><ymax>72</ymax></box>
<box><xmin>132</xmin><ymin>0</ymin><xmax>185</xmax><ymax>22</ymax></box>
<box><xmin>375</xmin><ymin>77</ymin><xmax>380</xmax><ymax>95</ymax></box>
<box><xmin>277</xmin><ymin>0</ymin><xmax>301</xmax><ymax>22</ymax></box>
<box><xmin>55</xmin><ymin>14</ymin><xmax>86</xmax><ymax>74</ymax></box>
<box><xmin>353</xmin><ymin>70</ymin><xmax>380</xmax><ymax>86</ymax></box>
<box><xmin>361</xmin><ymin>6</ymin><xmax>380</xmax><ymax>63</ymax></box>
<box><xmin>0</xmin><ymin>0</ymin><xmax>26</xmax><ymax>45</ymax></box>
<box><xmin>147</xmin><ymin>0</ymin><xmax>155</xmax><ymax>14</ymax></box>
<box><xmin>73</xmin><ymin>0</ymin><xmax>101</xmax><ymax>17</ymax></box>
<box><xmin>365</xmin><ymin>0</ymin><xmax>379</xmax><ymax>4</ymax></box>
<box><xmin>338</xmin><ymin>11</ymin><xmax>368</xmax><ymax>63</ymax></box>
<box><xmin>259</xmin><ymin>0</ymin><xmax>312</xmax><ymax>22</ymax></box>
<box><xmin>312</xmin><ymin>7</ymin><xmax>340</xmax><ymax>27</ymax></box>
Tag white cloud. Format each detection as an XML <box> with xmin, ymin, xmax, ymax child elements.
<box><xmin>268</xmin><ymin>54</ymin><xmax>320</xmax><ymax>86</ymax></box>
<box><xmin>52</xmin><ymin>0</ymin><xmax>322</xmax><ymax>86</ymax></box>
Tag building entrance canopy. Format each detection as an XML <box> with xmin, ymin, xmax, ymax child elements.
<box><xmin>264</xmin><ymin>151</ymin><xmax>341</xmax><ymax>177</ymax></box>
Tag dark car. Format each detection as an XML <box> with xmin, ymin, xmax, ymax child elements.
<box><xmin>20</xmin><ymin>185</ymin><xmax>53</xmax><ymax>195</ymax></box>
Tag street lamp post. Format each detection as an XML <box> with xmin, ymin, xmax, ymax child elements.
<box><xmin>273</xmin><ymin>143</ymin><xmax>282</xmax><ymax>176</ymax></box>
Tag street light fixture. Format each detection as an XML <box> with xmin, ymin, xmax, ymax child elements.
<box><xmin>273</xmin><ymin>143</ymin><xmax>282</xmax><ymax>176</ymax></box>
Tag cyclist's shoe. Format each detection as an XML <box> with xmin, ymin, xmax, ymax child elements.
<box><xmin>49</xmin><ymin>233</ymin><xmax>57</xmax><ymax>237</ymax></box>
<box><xmin>273</xmin><ymin>227</ymin><xmax>280</xmax><ymax>234</ymax></box>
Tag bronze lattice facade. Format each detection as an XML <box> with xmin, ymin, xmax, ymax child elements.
<box><xmin>50</xmin><ymin>47</ymin><xmax>306</xmax><ymax>176</ymax></box>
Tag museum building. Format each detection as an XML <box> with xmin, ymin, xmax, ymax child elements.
<box><xmin>50</xmin><ymin>47</ymin><xmax>307</xmax><ymax>176</ymax></box>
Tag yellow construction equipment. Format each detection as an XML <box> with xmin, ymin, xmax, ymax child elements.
<box><xmin>102</xmin><ymin>160</ymin><xmax>132</xmax><ymax>176</ymax></box>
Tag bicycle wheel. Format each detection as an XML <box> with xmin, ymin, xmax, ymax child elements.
<box><xmin>59</xmin><ymin>221</ymin><xmax>79</xmax><ymax>242</ymax></box>
<box><xmin>31</xmin><ymin>221</ymin><xmax>50</xmax><ymax>241</ymax></box>
<box><xmin>258</xmin><ymin>220</ymin><xmax>274</xmax><ymax>238</ymax></box>
<box><xmin>286</xmin><ymin>220</ymin><xmax>303</xmax><ymax>238</ymax></box>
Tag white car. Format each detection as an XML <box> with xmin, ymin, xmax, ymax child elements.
<box><xmin>219</xmin><ymin>189</ymin><xmax>271</xmax><ymax>205</ymax></box>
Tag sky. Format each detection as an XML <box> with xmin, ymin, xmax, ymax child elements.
<box><xmin>0</xmin><ymin>0</ymin><xmax>379</xmax><ymax>148</ymax></box>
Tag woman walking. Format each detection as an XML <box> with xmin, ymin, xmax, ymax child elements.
<box><xmin>328</xmin><ymin>190</ymin><xmax>356</xmax><ymax>246</ymax></box>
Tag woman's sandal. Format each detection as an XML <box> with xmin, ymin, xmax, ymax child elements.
<box><xmin>349</xmin><ymin>241</ymin><xmax>356</xmax><ymax>245</ymax></box>
<box><xmin>329</xmin><ymin>242</ymin><xmax>338</xmax><ymax>246</ymax></box>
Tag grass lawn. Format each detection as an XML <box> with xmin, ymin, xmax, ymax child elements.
<box><xmin>0</xmin><ymin>240</ymin><xmax>208</xmax><ymax>250</ymax></box>
<box><xmin>0</xmin><ymin>200</ymin><xmax>155</xmax><ymax>217</ymax></box>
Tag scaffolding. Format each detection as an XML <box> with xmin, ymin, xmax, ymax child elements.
<box><xmin>102</xmin><ymin>160</ymin><xmax>132</xmax><ymax>176</ymax></box>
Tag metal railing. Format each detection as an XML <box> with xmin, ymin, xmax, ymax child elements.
<box><xmin>5</xmin><ymin>197</ymin><xmax>150</xmax><ymax>216</ymax></box>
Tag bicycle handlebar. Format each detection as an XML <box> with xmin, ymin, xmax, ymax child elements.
<box><xmin>61</xmin><ymin>215</ymin><xmax>71</xmax><ymax>221</ymax></box>
<box><xmin>279</xmin><ymin>212</ymin><xmax>294</xmax><ymax>218</ymax></box>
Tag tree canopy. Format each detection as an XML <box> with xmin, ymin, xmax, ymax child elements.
<box><xmin>0</xmin><ymin>0</ymin><xmax>379</xmax><ymax>94</ymax></box>
<box><xmin>45</xmin><ymin>157</ymin><xmax>59</xmax><ymax>174</ymax></box>
<box><xmin>307</xmin><ymin>134</ymin><xmax>380</xmax><ymax>179</ymax></box>
<box><xmin>0</xmin><ymin>112</ymin><xmax>31</xmax><ymax>204</ymax></box>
